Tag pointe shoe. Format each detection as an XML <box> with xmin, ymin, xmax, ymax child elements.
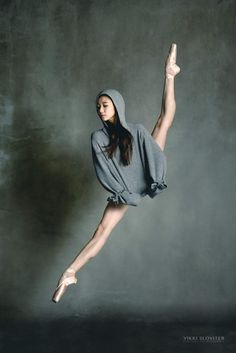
<box><xmin>52</xmin><ymin>268</ymin><xmax>78</xmax><ymax>303</ymax></box>
<box><xmin>165</xmin><ymin>43</ymin><xmax>181</xmax><ymax>79</ymax></box>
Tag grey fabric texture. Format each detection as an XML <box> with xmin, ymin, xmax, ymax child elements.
<box><xmin>91</xmin><ymin>89</ymin><xmax>167</xmax><ymax>206</ymax></box>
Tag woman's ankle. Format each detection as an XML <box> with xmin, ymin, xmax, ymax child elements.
<box><xmin>66</xmin><ymin>266</ymin><xmax>76</xmax><ymax>274</ymax></box>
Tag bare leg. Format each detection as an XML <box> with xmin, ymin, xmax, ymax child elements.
<box><xmin>67</xmin><ymin>201</ymin><xmax>129</xmax><ymax>273</ymax></box>
<box><xmin>151</xmin><ymin>43</ymin><xmax>180</xmax><ymax>151</ymax></box>
<box><xmin>52</xmin><ymin>201</ymin><xmax>129</xmax><ymax>302</ymax></box>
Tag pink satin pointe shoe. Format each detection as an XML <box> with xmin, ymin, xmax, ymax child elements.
<box><xmin>52</xmin><ymin>268</ymin><xmax>78</xmax><ymax>303</ymax></box>
<box><xmin>165</xmin><ymin>43</ymin><xmax>181</xmax><ymax>79</ymax></box>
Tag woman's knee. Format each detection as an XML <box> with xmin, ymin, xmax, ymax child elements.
<box><xmin>96</xmin><ymin>202</ymin><xmax>128</xmax><ymax>236</ymax></box>
<box><xmin>91</xmin><ymin>221</ymin><xmax>112</xmax><ymax>244</ymax></box>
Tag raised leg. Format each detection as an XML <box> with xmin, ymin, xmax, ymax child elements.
<box><xmin>151</xmin><ymin>43</ymin><xmax>180</xmax><ymax>151</ymax></box>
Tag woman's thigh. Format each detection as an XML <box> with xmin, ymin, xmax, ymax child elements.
<box><xmin>100</xmin><ymin>201</ymin><xmax>129</xmax><ymax>233</ymax></box>
<box><xmin>151</xmin><ymin>123</ymin><xmax>168</xmax><ymax>152</ymax></box>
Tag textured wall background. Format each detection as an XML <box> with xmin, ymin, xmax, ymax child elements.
<box><xmin>0</xmin><ymin>0</ymin><xmax>235</xmax><ymax>321</ymax></box>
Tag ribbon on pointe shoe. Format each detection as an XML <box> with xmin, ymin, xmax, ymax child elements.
<box><xmin>56</xmin><ymin>268</ymin><xmax>77</xmax><ymax>290</ymax></box>
<box><xmin>52</xmin><ymin>268</ymin><xmax>78</xmax><ymax>303</ymax></box>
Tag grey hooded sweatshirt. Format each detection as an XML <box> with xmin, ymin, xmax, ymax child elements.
<box><xmin>91</xmin><ymin>88</ymin><xmax>167</xmax><ymax>206</ymax></box>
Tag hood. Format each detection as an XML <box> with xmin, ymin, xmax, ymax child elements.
<box><xmin>95</xmin><ymin>88</ymin><xmax>131</xmax><ymax>133</ymax></box>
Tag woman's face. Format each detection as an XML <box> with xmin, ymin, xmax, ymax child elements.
<box><xmin>97</xmin><ymin>96</ymin><xmax>117</xmax><ymax>124</ymax></box>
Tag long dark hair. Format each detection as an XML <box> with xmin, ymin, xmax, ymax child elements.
<box><xmin>102</xmin><ymin>112</ymin><xmax>133</xmax><ymax>166</ymax></box>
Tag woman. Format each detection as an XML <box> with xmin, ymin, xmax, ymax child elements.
<box><xmin>52</xmin><ymin>43</ymin><xmax>180</xmax><ymax>303</ymax></box>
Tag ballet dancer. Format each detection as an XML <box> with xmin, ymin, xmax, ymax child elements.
<box><xmin>52</xmin><ymin>43</ymin><xmax>180</xmax><ymax>303</ymax></box>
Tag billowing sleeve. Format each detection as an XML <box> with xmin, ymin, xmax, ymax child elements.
<box><xmin>138</xmin><ymin>124</ymin><xmax>167</xmax><ymax>199</ymax></box>
<box><xmin>91</xmin><ymin>132</ymin><xmax>142</xmax><ymax>206</ymax></box>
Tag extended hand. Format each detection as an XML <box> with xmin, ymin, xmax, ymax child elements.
<box><xmin>165</xmin><ymin>43</ymin><xmax>181</xmax><ymax>79</ymax></box>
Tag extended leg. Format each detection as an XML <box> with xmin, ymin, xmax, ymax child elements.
<box><xmin>52</xmin><ymin>201</ymin><xmax>129</xmax><ymax>302</ymax></box>
<box><xmin>151</xmin><ymin>43</ymin><xmax>180</xmax><ymax>151</ymax></box>
<box><xmin>67</xmin><ymin>201</ymin><xmax>129</xmax><ymax>273</ymax></box>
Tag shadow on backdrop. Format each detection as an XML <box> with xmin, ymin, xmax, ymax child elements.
<box><xmin>1</xmin><ymin>103</ymin><xmax>95</xmax><ymax>319</ymax></box>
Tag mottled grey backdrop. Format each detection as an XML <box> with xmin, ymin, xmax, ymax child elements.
<box><xmin>0</xmin><ymin>0</ymin><xmax>235</xmax><ymax>322</ymax></box>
